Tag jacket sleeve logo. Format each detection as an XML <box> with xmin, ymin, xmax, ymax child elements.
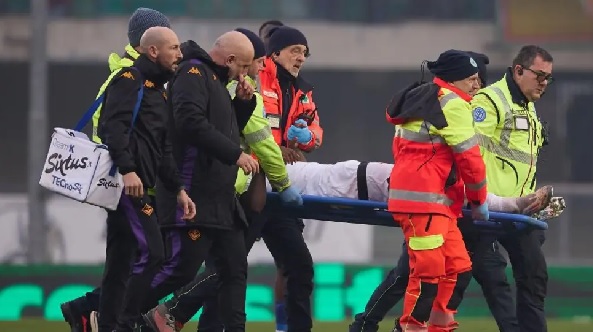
<box><xmin>188</xmin><ymin>67</ymin><xmax>201</xmax><ymax>75</ymax></box>
<box><xmin>473</xmin><ymin>107</ymin><xmax>486</xmax><ymax>122</ymax></box>
<box><xmin>121</xmin><ymin>71</ymin><xmax>135</xmax><ymax>80</ymax></box>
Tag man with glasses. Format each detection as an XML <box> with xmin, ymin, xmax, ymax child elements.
<box><xmin>470</xmin><ymin>45</ymin><xmax>553</xmax><ymax>332</ymax></box>
<box><xmin>348</xmin><ymin>51</ymin><xmax>523</xmax><ymax>332</ymax></box>
<box><xmin>259</xmin><ymin>26</ymin><xmax>321</xmax><ymax>332</ymax></box>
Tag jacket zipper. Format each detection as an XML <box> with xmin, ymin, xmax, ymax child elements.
<box><xmin>530</xmin><ymin>171</ymin><xmax>537</xmax><ymax>190</ymax></box>
<box><xmin>495</xmin><ymin>156</ymin><xmax>519</xmax><ymax>186</ymax></box>
<box><xmin>425</xmin><ymin>214</ymin><xmax>433</xmax><ymax>232</ymax></box>
<box><xmin>520</xmin><ymin>117</ymin><xmax>537</xmax><ymax>196</ymax></box>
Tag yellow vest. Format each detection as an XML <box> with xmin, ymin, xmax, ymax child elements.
<box><xmin>91</xmin><ymin>45</ymin><xmax>139</xmax><ymax>143</ymax></box>
<box><xmin>227</xmin><ymin>76</ymin><xmax>290</xmax><ymax>194</ymax></box>
<box><xmin>90</xmin><ymin>46</ymin><xmax>156</xmax><ymax>196</ymax></box>
<box><xmin>472</xmin><ymin>75</ymin><xmax>545</xmax><ymax>197</ymax></box>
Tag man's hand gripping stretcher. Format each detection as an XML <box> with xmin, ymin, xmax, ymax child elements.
<box><xmin>276</xmin><ymin>161</ymin><xmax>566</xmax><ymax>220</ymax></box>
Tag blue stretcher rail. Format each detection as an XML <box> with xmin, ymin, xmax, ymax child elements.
<box><xmin>264</xmin><ymin>193</ymin><xmax>548</xmax><ymax>232</ymax></box>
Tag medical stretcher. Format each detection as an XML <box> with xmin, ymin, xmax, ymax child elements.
<box><xmin>265</xmin><ymin>193</ymin><xmax>548</xmax><ymax>232</ymax></box>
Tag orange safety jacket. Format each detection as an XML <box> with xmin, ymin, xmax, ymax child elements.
<box><xmin>259</xmin><ymin>57</ymin><xmax>322</xmax><ymax>151</ymax></box>
<box><xmin>385</xmin><ymin>78</ymin><xmax>488</xmax><ymax>219</ymax></box>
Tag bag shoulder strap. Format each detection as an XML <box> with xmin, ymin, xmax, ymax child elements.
<box><xmin>74</xmin><ymin>67</ymin><xmax>144</xmax><ymax>132</ymax></box>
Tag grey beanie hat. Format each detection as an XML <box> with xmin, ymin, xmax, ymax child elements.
<box><xmin>128</xmin><ymin>8</ymin><xmax>171</xmax><ymax>47</ymax></box>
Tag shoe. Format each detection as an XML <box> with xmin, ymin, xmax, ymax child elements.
<box><xmin>142</xmin><ymin>304</ymin><xmax>179</xmax><ymax>332</ymax></box>
<box><xmin>532</xmin><ymin>196</ymin><xmax>566</xmax><ymax>220</ymax></box>
<box><xmin>516</xmin><ymin>185</ymin><xmax>553</xmax><ymax>215</ymax></box>
<box><xmin>90</xmin><ymin>311</ymin><xmax>99</xmax><ymax>332</ymax></box>
<box><xmin>60</xmin><ymin>302</ymin><xmax>90</xmax><ymax>332</ymax></box>
<box><xmin>392</xmin><ymin>317</ymin><xmax>403</xmax><ymax>332</ymax></box>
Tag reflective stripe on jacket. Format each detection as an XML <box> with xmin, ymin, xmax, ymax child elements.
<box><xmin>386</xmin><ymin>78</ymin><xmax>488</xmax><ymax>218</ymax></box>
<box><xmin>259</xmin><ymin>57</ymin><xmax>322</xmax><ymax>151</ymax></box>
<box><xmin>472</xmin><ymin>74</ymin><xmax>544</xmax><ymax>197</ymax></box>
<box><xmin>91</xmin><ymin>44</ymin><xmax>140</xmax><ymax>143</ymax></box>
<box><xmin>227</xmin><ymin>76</ymin><xmax>291</xmax><ymax>194</ymax></box>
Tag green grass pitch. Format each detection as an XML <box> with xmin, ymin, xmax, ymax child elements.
<box><xmin>1</xmin><ymin>318</ymin><xmax>592</xmax><ymax>331</ymax></box>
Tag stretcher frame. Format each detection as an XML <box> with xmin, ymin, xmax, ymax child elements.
<box><xmin>264</xmin><ymin>193</ymin><xmax>548</xmax><ymax>232</ymax></box>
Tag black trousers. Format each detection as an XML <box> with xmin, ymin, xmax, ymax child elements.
<box><xmin>487</xmin><ymin>229</ymin><xmax>547</xmax><ymax>332</ymax></box>
<box><xmin>462</xmin><ymin>223</ymin><xmax>520</xmax><ymax>332</ymax></box>
<box><xmin>99</xmin><ymin>194</ymin><xmax>165</xmax><ymax>332</ymax></box>
<box><xmin>349</xmin><ymin>242</ymin><xmax>409</xmax><ymax>332</ymax></box>
<box><xmin>349</xmin><ymin>221</ymin><xmax>519</xmax><ymax>332</ymax></box>
<box><xmin>163</xmin><ymin>215</ymin><xmax>313</xmax><ymax>332</ymax></box>
<box><xmin>164</xmin><ymin>210</ymin><xmax>267</xmax><ymax>331</ymax></box>
<box><xmin>67</xmin><ymin>218</ymin><xmax>248</xmax><ymax>332</ymax></box>
<box><xmin>157</xmin><ymin>224</ymin><xmax>249</xmax><ymax>332</ymax></box>
<box><xmin>261</xmin><ymin>216</ymin><xmax>314</xmax><ymax>332</ymax></box>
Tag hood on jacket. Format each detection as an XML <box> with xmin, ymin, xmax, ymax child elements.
<box><xmin>181</xmin><ymin>40</ymin><xmax>230</xmax><ymax>81</ymax></box>
<box><xmin>385</xmin><ymin>82</ymin><xmax>448</xmax><ymax>129</ymax></box>
<box><xmin>108</xmin><ymin>44</ymin><xmax>139</xmax><ymax>72</ymax></box>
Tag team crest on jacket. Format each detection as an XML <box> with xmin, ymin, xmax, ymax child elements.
<box><xmin>188</xmin><ymin>229</ymin><xmax>201</xmax><ymax>241</ymax></box>
<box><xmin>141</xmin><ymin>203</ymin><xmax>154</xmax><ymax>216</ymax></box>
<box><xmin>473</xmin><ymin>107</ymin><xmax>486</xmax><ymax>122</ymax></box>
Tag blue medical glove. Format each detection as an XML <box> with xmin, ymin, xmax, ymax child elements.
<box><xmin>471</xmin><ymin>202</ymin><xmax>489</xmax><ymax>221</ymax></box>
<box><xmin>278</xmin><ymin>185</ymin><xmax>303</xmax><ymax>206</ymax></box>
<box><xmin>287</xmin><ymin>119</ymin><xmax>312</xmax><ymax>144</ymax></box>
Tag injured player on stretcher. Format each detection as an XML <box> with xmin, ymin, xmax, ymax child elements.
<box><xmin>262</xmin><ymin>160</ymin><xmax>565</xmax><ymax>219</ymax></box>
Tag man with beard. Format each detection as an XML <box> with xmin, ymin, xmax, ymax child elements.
<box><xmin>144</xmin><ymin>27</ymin><xmax>304</xmax><ymax>332</ymax></box>
<box><xmin>95</xmin><ymin>26</ymin><xmax>195</xmax><ymax>332</ymax></box>
<box><xmin>143</xmin><ymin>31</ymin><xmax>259</xmax><ymax>332</ymax></box>
<box><xmin>60</xmin><ymin>8</ymin><xmax>172</xmax><ymax>331</ymax></box>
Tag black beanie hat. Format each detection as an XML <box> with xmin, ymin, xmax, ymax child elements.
<box><xmin>427</xmin><ymin>50</ymin><xmax>479</xmax><ymax>82</ymax></box>
<box><xmin>465</xmin><ymin>51</ymin><xmax>490</xmax><ymax>86</ymax></box>
<box><xmin>235</xmin><ymin>28</ymin><xmax>266</xmax><ymax>59</ymax></box>
<box><xmin>266</xmin><ymin>26</ymin><xmax>308</xmax><ymax>56</ymax></box>
<box><xmin>259</xmin><ymin>20</ymin><xmax>284</xmax><ymax>37</ymax></box>
<box><xmin>128</xmin><ymin>8</ymin><xmax>171</xmax><ymax>47</ymax></box>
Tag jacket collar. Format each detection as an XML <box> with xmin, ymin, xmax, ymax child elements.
<box><xmin>133</xmin><ymin>54</ymin><xmax>172</xmax><ymax>87</ymax></box>
<box><xmin>180</xmin><ymin>40</ymin><xmax>231</xmax><ymax>83</ymax></box>
<box><xmin>245</xmin><ymin>75</ymin><xmax>257</xmax><ymax>89</ymax></box>
<box><xmin>107</xmin><ymin>44</ymin><xmax>139</xmax><ymax>72</ymax></box>
<box><xmin>124</xmin><ymin>44</ymin><xmax>140</xmax><ymax>61</ymax></box>
<box><xmin>505</xmin><ymin>67</ymin><xmax>529</xmax><ymax>106</ymax></box>
<box><xmin>433</xmin><ymin>77</ymin><xmax>472</xmax><ymax>102</ymax></box>
<box><xmin>262</xmin><ymin>57</ymin><xmax>313</xmax><ymax>93</ymax></box>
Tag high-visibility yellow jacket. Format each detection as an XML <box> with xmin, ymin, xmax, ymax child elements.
<box><xmin>227</xmin><ymin>76</ymin><xmax>291</xmax><ymax>194</ymax></box>
<box><xmin>91</xmin><ymin>44</ymin><xmax>139</xmax><ymax>143</ymax></box>
<box><xmin>90</xmin><ymin>45</ymin><xmax>159</xmax><ymax>196</ymax></box>
<box><xmin>386</xmin><ymin>78</ymin><xmax>488</xmax><ymax>220</ymax></box>
<box><xmin>472</xmin><ymin>71</ymin><xmax>545</xmax><ymax>197</ymax></box>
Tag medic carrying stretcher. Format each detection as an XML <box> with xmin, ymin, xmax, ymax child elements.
<box><xmin>263</xmin><ymin>160</ymin><xmax>565</xmax><ymax>230</ymax></box>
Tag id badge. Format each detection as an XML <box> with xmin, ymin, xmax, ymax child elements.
<box><xmin>266</xmin><ymin>114</ymin><xmax>281</xmax><ymax>129</ymax></box>
<box><xmin>514</xmin><ymin>116</ymin><xmax>529</xmax><ymax>130</ymax></box>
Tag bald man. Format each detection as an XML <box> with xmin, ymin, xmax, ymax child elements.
<box><xmin>60</xmin><ymin>8</ymin><xmax>174</xmax><ymax>332</ymax></box>
<box><xmin>143</xmin><ymin>32</ymin><xmax>258</xmax><ymax>332</ymax></box>
<box><xmin>94</xmin><ymin>26</ymin><xmax>196</xmax><ymax>332</ymax></box>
